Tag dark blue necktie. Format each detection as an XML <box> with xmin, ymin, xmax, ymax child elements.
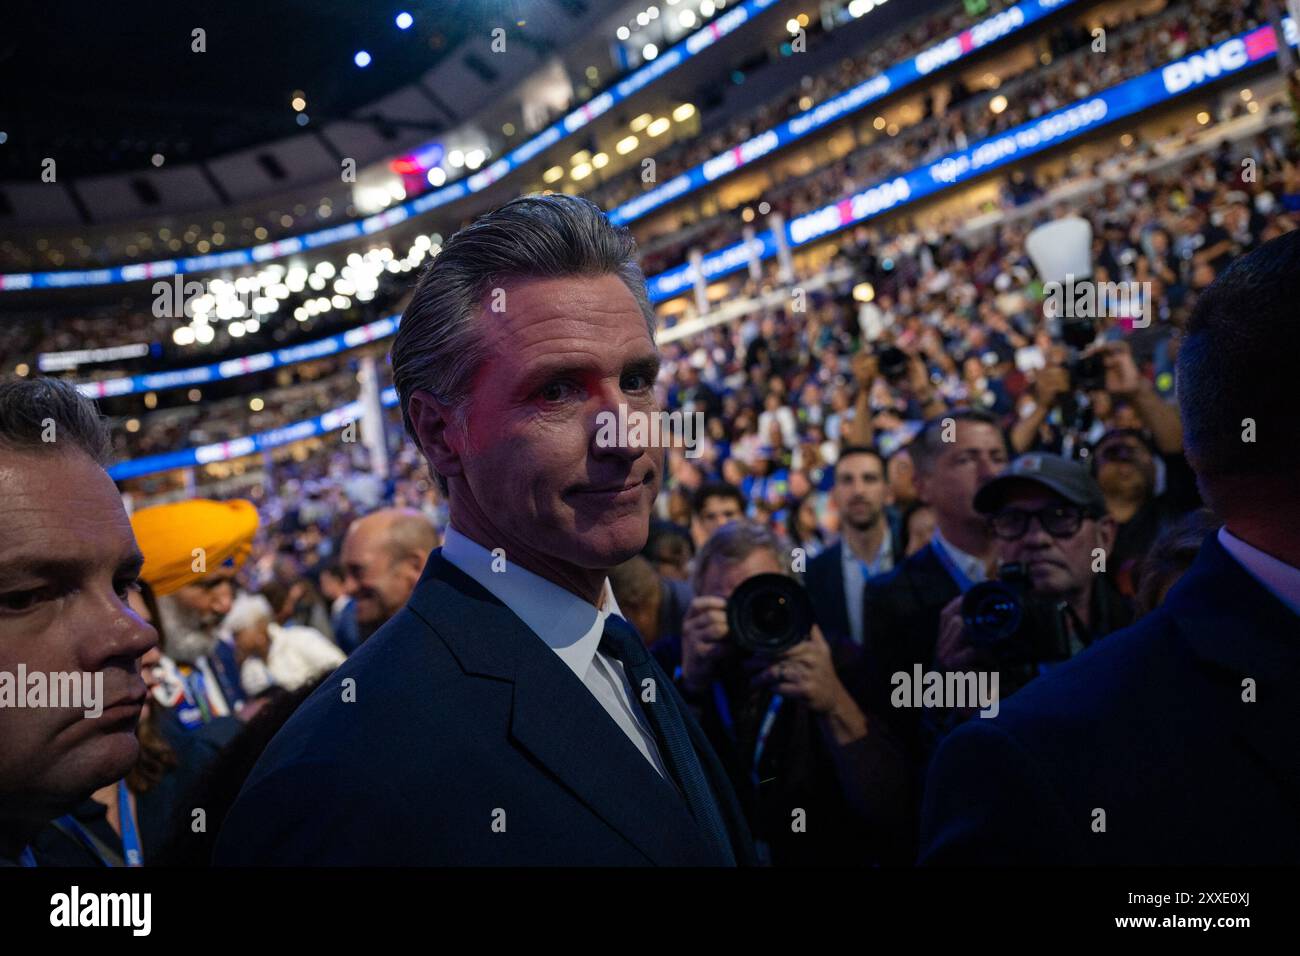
<box><xmin>600</xmin><ymin>614</ymin><xmax>736</xmax><ymax>866</ymax></box>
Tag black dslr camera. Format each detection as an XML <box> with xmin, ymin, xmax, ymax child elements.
<box><xmin>1062</xmin><ymin>316</ymin><xmax>1105</xmax><ymax>392</ymax></box>
<box><xmin>875</xmin><ymin>345</ymin><xmax>911</xmax><ymax>384</ymax></box>
<box><xmin>726</xmin><ymin>573</ymin><xmax>815</xmax><ymax>657</ymax></box>
<box><xmin>960</xmin><ymin>563</ymin><xmax>1072</xmax><ymax>667</ymax></box>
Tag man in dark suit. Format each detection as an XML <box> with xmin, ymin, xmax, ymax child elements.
<box><xmin>806</xmin><ymin>445</ymin><xmax>904</xmax><ymax>649</ymax></box>
<box><xmin>861</xmin><ymin>413</ymin><xmax>1009</xmax><ymax>736</ymax></box>
<box><xmin>214</xmin><ymin>194</ymin><xmax>754</xmax><ymax>866</ymax></box>
<box><xmin>0</xmin><ymin>378</ymin><xmax>158</xmax><ymax>866</ymax></box>
<box><xmin>920</xmin><ymin>228</ymin><xmax>1300</xmax><ymax>864</ymax></box>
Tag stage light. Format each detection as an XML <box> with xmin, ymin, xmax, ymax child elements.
<box><xmin>396</xmin><ymin>12</ymin><xmax>413</xmax><ymax>30</ymax></box>
<box><xmin>989</xmin><ymin>94</ymin><xmax>1008</xmax><ymax>114</ymax></box>
<box><xmin>630</xmin><ymin>113</ymin><xmax>652</xmax><ymax>132</ymax></box>
<box><xmin>354</xmin><ymin>50</ymin><xmax>372</xmax><ymax>68</ymax></box>
<box><xmin>679</xmin><ymin>9</ymin><xmax>696</xmax><ymax>27</ymax></box>
<box><xmin>250</xmin><ymin>397</ymin><xmax>265</xmax><ymax>412</ymax></box>
<box><xmin>646</xmin><ymin>117</ymin><xmax>670</xmax><ymax>136</ymax></box>
<box><xmin>448</xmin><ymin>149</ymin><xmax>464</xmax><ymax>167</ymax></box>
<box><xmin>543</xmin><ymin>165</ymin><xmax>564</xmax><ymax>183</ymax></box>
<box><xmin>617</xmin><ymin>26</ymin><xmax>630</xmax><ymax>40</ymax></box>
<box><xmin>616</xmin><ymin>135</ymin><xmax>638</xmax><ymax>154</ymax></box>
<box><xmin>465</xmin><ymin>149</ymin><xmax>485</xmax><ymax>169</ymax></box>
<box><xmin>292</xmin><ymin>96</ymin><xmax>306</xmax><ymax>111</ymax></box>
<box><xmin>673</xmin><ymin>103</ymin><xmax>696</xmax><ymax>122</ymax></box>
<box><xmin>427</xmin><ymin>167</ymin><xmax>446</xmax><ymax>186</ymax></box>
<box><xmin>642</xmin><ymin>43</ymin><xmax>658</xmax><ymax>60</ymax></box>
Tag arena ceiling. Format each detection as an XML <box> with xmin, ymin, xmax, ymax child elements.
<box><xmin>0</xmin><ymin>0</ymin><xmax>562</xmax><ymax>182</ymax></box>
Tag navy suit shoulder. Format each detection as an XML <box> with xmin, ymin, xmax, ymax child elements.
<box><xmin>806</xmin><ymin>541</ymin><xmax>850</xmax><ymax>645</ymax></box>
<box><xmin>920</xmin><ymin>535</ymin><xmax>1300</xmax><ymax>864</ymax></box>
<box><xmin>215</xmin><ymin>550</ymin><xmax>754</xmax><ymax>866</ymax></box>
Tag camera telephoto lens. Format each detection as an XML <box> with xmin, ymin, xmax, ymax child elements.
<box><xmin>961</xmin><ymin>580</ymin><xmax>1025</xmax><ymax>647</ymax></box>
<box><xmin>726</xmin><ymin>573</ymin><xmax>815</xmax><ymax>657</ymax></box>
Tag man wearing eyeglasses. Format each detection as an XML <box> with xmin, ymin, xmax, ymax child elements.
<box><xmin>933</xmin><ymin>454</ymin><xmax>1132</xmax><ymax>698</ymax></box>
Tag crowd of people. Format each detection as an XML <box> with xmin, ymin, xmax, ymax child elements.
<box><xmin>4</xmin><ymin>0</ymin><xmax>1300</xmax><ymax>872</ymax></box>
<box><xmin>4</xmin><ymin>183</ymin><xmax>1299</xmax><ymax>868</ymax></box>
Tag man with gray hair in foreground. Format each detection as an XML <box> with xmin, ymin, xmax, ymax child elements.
<box><xmin>216</xmin><ymin>194</ymin><xmax>754</xmax><ymax>865</ymax></box>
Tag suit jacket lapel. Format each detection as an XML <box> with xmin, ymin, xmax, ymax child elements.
<box><xmin>407</xmin><ymin>551</ymin><xmax>719</xmax><ymax>865</ymax></box>
<box><xmin>1167</xmin><ymin>535</ymin><xmax>1300</xmax><ymax>801</ymax></box>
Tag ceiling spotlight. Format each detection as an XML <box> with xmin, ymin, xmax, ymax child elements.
<box><xmin>291</xmin><ymin>96</ymin><xmax>306</xmax><ymax>111</ymax></box>
<box><xmin>427</xmin><ymin>167</ymin><xmax>446</xmax><ymax>186</ymax></box>
<box><xmin>642</xmin><ymin>43</ymin><xmax>658</xmax><ymax>60</ymax></box>
<box><xmin>395</xmin><ymin>12</ymin><xmax>413</xmax><ymax>30</ymax></box>
<box><xmin>616</xmin><ymin>26</ymin><xmax>630</xmax><ymax>40</ymax></box>
<box><xmin>354</xmin><ymin>50</ymin><xmax>372</xmax><ymax>68</ymax></box>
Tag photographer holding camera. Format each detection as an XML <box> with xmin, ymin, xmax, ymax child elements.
<box><xmin>671</xmin><ymin>521</ymin><xmax>908</xmax><ymax>865</ymax></box>
<box><xmin>933</xmin><ymin>454</ymin><xmax>1132</xmax><ymax>715</ymax></box>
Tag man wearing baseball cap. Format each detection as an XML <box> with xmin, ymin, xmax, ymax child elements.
<box><xmin>932</xmin><ymin>453</ymin><xmax>1132</xmax><ymax>701</ymax></box>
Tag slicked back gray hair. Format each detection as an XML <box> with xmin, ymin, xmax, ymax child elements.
<box><xmin>0</xmin><ymin>376</ymin><xmax>112</xmax><ymax>466</ymax></box>
<box><xmin>391</xmin><ymin>193</ymin><xmax>657</xmax><ymax>492</ymax></box>
<box><xmin>692</xmin><ymin>520</ymin><xmax>792</xmax><ymax>595</ymax></box>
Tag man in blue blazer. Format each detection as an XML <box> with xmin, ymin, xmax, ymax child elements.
<box><xmin>804</xmin><ymin>446</ymin><xmax>905</xmax><ymax>649</ymax></box>
<box><xmin>214</xmin><ymin>195</ymin><xmax>754</xmax><ymax>866</ymax></box>
<box><xmin>919</xmin><ymin>228</ymin><xmax>1300</xmax><ymax>864</ymax></box>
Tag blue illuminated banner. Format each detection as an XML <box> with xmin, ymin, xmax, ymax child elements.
<box><xmin>77</xmin><ymin>314</ymin><xmax>400</xmax><ymax>399</ymax></box>
<box><xmin>108</xmin><ymin>388</ymin><xmax>399</xmax><ymax>481</ymax></box>
<box><xmin>645</xmin><ymin>19</ymin><xmax>1297</xmax><ymax>302</ymax></box>
<box><xmin>611</xmin><ymin>0</ymin><xmax>1079</xmax><ymax>225</ymax></box>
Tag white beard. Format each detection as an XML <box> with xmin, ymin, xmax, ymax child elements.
<box><xmin>157</xmin><ymin>595</ymin><xmax>218</xmax><ymax>664</ymax></box>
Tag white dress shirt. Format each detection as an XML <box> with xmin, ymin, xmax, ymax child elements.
<box><xmin>840</xmin><ymin>526</ymin><xmax>895</xmax><ymax>646</ymax></box>
<box><xmin>441</xmin><ymin>525</ymin><xmax>669</xmax><ymax>779</ymax></box>
<box><xmin>933</xmin><ymin>529</ymin><xmax>990</xmax><ymax>589</ymax></box>
<box><xmin>1218</xmin><ymin>527</ymin><xmax>1300</xmax><ymax>618</ymax></box>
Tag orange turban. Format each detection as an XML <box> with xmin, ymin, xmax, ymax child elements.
<box><xmin>130</xmin><ymin>499</ymin><xmax>260</xmax><ymax>597</ymax></box>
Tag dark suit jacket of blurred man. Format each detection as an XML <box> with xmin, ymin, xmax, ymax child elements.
<box><xmin>214</xmin><ymin>551</ymin><xmax>756</xmax><ymax>865</ymax></box>
<box><xmin>919</xmin><ymin>534</ymin><xmax>1300</xmax><ymax>864</ymax></box>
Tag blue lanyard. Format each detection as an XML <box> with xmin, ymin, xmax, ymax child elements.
<box><xmin>712</xmin><ymin>681</ymin><xmax>784</xmax><ymax>789</ymax></box>
<box><xmin>932</xmin><ymin>539</ymin><xmax>976</xmax><ymax>594</ymax></box>
<box><xmin>118</xmin><ymin>779</ymin><xmax>143</xmax><ymax>867</ymax></box>
<box><xmin>53</xmin><ymin>814</ymin><xmax>118</xmax><ymax>867</ymax></box>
